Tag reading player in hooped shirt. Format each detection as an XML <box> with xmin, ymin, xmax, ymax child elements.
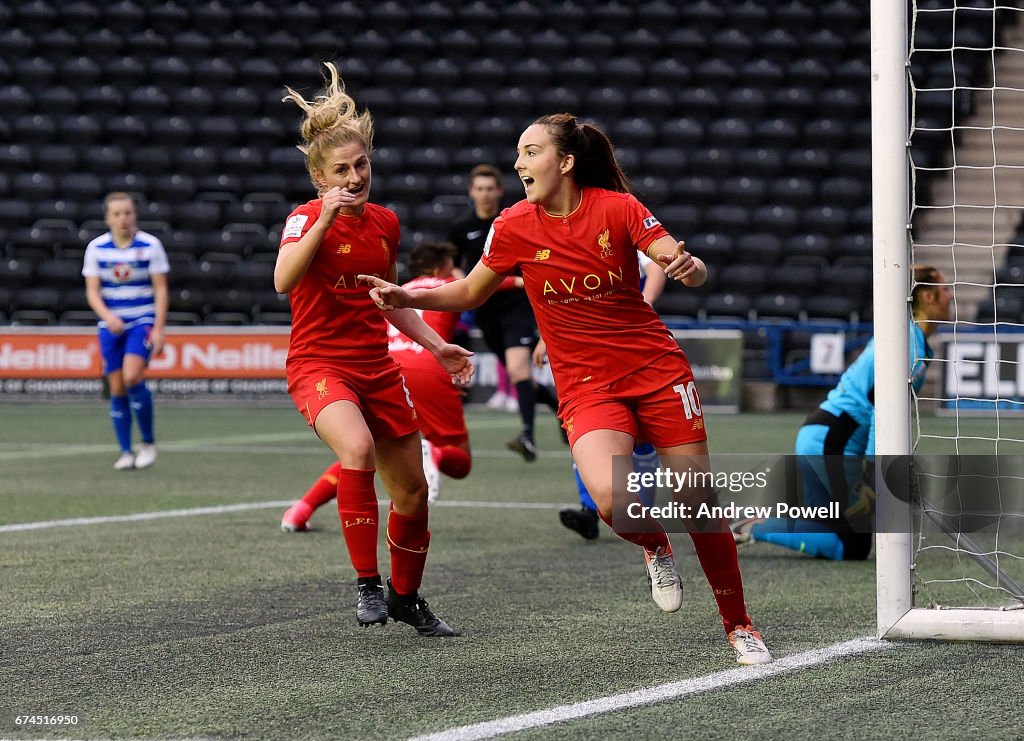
<box><xmin>280</xmin><ymin>242</ymin><xmax>473</xmax><ymax>533</ymax></box>
<box><xmin>276</xmin><ymin>63</ymin><xmax>471</xmax><ymax>638</ymax></box>
<box><xmin>361</xmin><ymin>113</ymin><xmax>772</xmax><ymax>665</ymax></box>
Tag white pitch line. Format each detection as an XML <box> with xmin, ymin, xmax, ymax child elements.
<box><xmin>407</xmin><ymin>637</ymin><xmax>892</xmax><ymax>741</ymax></box>
<box><xmin>0</xmin><ymin>499</ymin><xmax>562</xmax><ymax>533</ymax></box>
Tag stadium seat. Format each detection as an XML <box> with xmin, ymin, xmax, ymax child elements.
<box><xmin>168</xmin><ymin>286</ymin><xmax>208</xmax><ymax>316</ymax></box>
<box><xmin>374</xmin><ymin>58</ymin><xmax>416</xmax><ymax>89</ymax></box>
<box><xmin>227</xmin><ymin>261</ymin><xmax>275</xmax><ymax>291</ymax></box>
<box><xmin>688</xmin><ymin>233</ymin><xmax>733</xmax><ymax>266</ymax></box>
<box><xmin>489</xmin><ymin>86</ymin><xmax>532</xmax><ymax>118</ymax></box>
<box><xmin>723</xmin><ymin>87</ymin><xmax>769</xmax><ymax>118</ymax></box>
<box><xmin>785</xmin><ymin>233</ymin><xmax>831</xmax><ymax>263</ymax></box>
<box><xmin>659</xmin><ymin>118</ymin><xmax>704</xmax><ymax>149</ymax></box>
<box><xmin>413</xmin><ymin>1</ymin><xmax>455</xmax><ymax>35</ymax></box>
<box><xmin>193</xmin><ymin>57</ymin><xmax>235</xmax><ymax>89</ymax></box>
<box><xmin>654</xmin><ymin>285</ymin><xmax>702</xmax><ymax>318</ymax></box>
<box><xmin>13</xmin><ymin>172</ymin><xmax>56</xmax><ymax>201</ymax></box>
<box><xmin>400</xmin><ymin>87</ymin><xmax>443</xmax><ymax>117</ymax></box>
<box><xmin>33</xmin><ymin>199</ymin><xmax>82</xmax><ymax>226</ymax></box>
<box><xmin>804</xmin><ymin>295</ymin><xmax>859</xmax><ymax>322</ymax></box>
<box><xmin>15</xmin><ymin>55</ymin><xmax>55</xmax><ymax>86</ymax></box>
<box><xmin>35</xmin><ymin>259</ymin><xmax>82</xmax><ymax>290</ymax></box>
<box><xmin>442</xmin><ymin>88</ymin><xmax>489</xmax><ymax>118</ymax></box>
<box><xmin>483</xmin><ymin>29</ymin><xmax>528</xmax><ymax>64</ymax></box>
<box><xmin>632</xmin><ymin>175</ymin><xmax>670</xmax><ymax>205</ymax></box>
<box><xmin>419</xmin><ymin>58</ymin><xmax>462</xmax><ymax>89</ymax></box>
<box><xmin>0</xmin><ymin>85</ymin><xmax>33</xmax><ymax>117</ymax></box>
<box><xmin>721</xmin><ymin>176</ymin><xmax>768</xmax><ymax>207</ymax></box>
<box><xmin>675</xmin><ymin>88</ymin><xmax>721</xmax><ymax>124</ymax></box>
<box><xmin>721</xmin><ymin>264</ymin><xmax>768</xmax><ymax>295</ymax></box>
<box><xmin>537</xmin><ymin>86</ymin><xmax>581</xmax><ymax>114</ymax></box>
<box><xmin>104</xmin><ymin>114</ymin><xmax>147</xmax><ymax>147</ymax></box>
<box><xmin>801</xmin><ymin>205</ymin><xmax>851</xmax><ymax>236</ymax></box>
<box><xmin>736</xmin><ymin>148</ymin><xmax>783</xmax><ymax>178</ymax></box>
<box><xmin>759</xmin><ymin>28</ymin><xmax>800</xmax><ymax>62</ymax></box>
<box><xmin>377</xmin><ymin>116</ymin><xmax>423</xmax><ymax>148</ymax></box>
<box><xmin>59</xmin><ymin>173</ymin><xmax>103</xmax><ymax>203</ymax></box>
<box><xmin>754</xmin><ymin>293</ymin><xmax>803</xmax><ymax>322</ymax></box>
<box><xmin>705</xmin><ymin>204</ymin><xmax>750</xmax><ymax>236</ymax></box>
<box><xmin>406</xmin><ymin>147</ymin><xmax>451</xmax><ymax>174</ymax></box>
<box><xmin>689</xmin><ymin>148</ymin><xmax>735</xmax><ymax>177</ymax></box>
<box><xmin>614</xmin><ymin>118</ymin><xmax>658</xmax><ymax>148</ymax></box>
<box><xmin>753</xmin><ymin>204</ymin><xmax>801</xmax><ymax>236</ymax></box>
<box><xmin>437</xmin><ymin>29</ymin><xmax>479</xmax><ymax>62</ymax></box>
<box><xmin>571</xmin><ymin>30</ymin><xmax>616</xmax><ymax>60</ymax></box>
<box><xmin>770</xmin><ymin>86</ymin><xmax>815</xmax><ymax>117</ymax></box>
<box><xmin>0</xmin><ymin>258</ymin><xmax>36</xmax><ymax>290</ymax></box>
<box><xmin>755</xmin><ymin>118</ymin><xmax>800</xmax><ymax>147</ymax></box>
<box><xmin>252</xmin><ymin>290</ymin><xmax>291</xmax><ymax>325</ymax></box>
<box><xmin>395</xmin><ymin>29</ymin><xmax>437</xmax><ymax>64</ymax></box>
<box><xmin>601</xmin><ymin>58</ymin><xmax>646</xmax><ymax>89</ymax></box>
<box><xmin>13</xmin><ymin>114</ymin><xmax>56</xmax><ymax>145</ymax></box>
<box><xmin>499</xmin><ymin>0</ymin><xmax>543</xmax><ymax>32</ymax></box>
<box><xmin>368</xmin><ymin>1</ymin><xmax>408</xmax><ymax>31</ymax></box>
<box><xmin>774</xmin><ymin>0</ymin><xmax>817</xmax><ymax>32</ymax></box>
<box><xmin>173</xmin><ymin>86</ymin><xmax>215</xmax><ymax>117</ymax></box>
<box><xmin>424</xmin><ymin>118</ymin><xmax>470</xmax><ymax>149</ymax></box>
<box><xmin>735</xmin><ymin>233</ymin><xmax>782</xmax><ymax>263</ymax></box>
<box><xmin>703</xmin><ymin>292</ymin><xmax>753</xmax><ymax>321</ymax></box>
<box><xmin>36</xmin><ymin>86</ymin><xmax>78</xmax><ymax>115</ymax></box>
<box><xmin>556</xmin><ymin>58</ymin><xmax>598</xmax><ymax>88</ymax></box>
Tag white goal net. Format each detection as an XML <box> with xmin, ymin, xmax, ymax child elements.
<box><xmin>874</xmin><ymin>0</ymin><xmax>1024</xmax><ymax>641</ymax></box>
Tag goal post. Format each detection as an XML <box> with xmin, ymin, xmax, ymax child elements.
<box><xmin>871</xmin><ymin>0</ymin><xmax>915</xmax><ymax>638</ymax></box>
<box><xmin>872</xmin><ymin>0</ymin><xmax>1024</xmax><ymax>642</ymax></box>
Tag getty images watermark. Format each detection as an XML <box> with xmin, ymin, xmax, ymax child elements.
<box><xmin>623</xmin><ymin>466</ymin><xmax>840</xmax><ymax>523</ymax></box>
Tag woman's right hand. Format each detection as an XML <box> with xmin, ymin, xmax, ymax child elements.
<box><xmin>358</xmin><ymin>274</ymin><xmax>411</xmax><ymax>310</ymax></box>
<box><xmin>319</xmin><ymin>186</ymin><xmax>357</xmax><ymax>223</ymax></box>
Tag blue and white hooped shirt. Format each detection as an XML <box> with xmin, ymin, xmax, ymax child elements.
<box><xmin>81</xmin><ymin>230</ymin><xmax>170</xmax><ymax>329</ymax></box>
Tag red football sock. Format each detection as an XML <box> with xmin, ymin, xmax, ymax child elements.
<box><xmin>596</xmin><ymin>508</ymin><xmax>671</xmax><ymax>552</ymax></box>
<box><xmin>687</xmin><ymin>521</ymin><xmax>753</xmax><ymax>633</ymax></box>
<box><xmin>387</xmin><ymin>505</ymin><xmax>430</xmax><ymax>596</ymax></box>
<box><xmin>302</xmin><ymin>461</ymin><xmax>343</xmax><ymax>509</ymax></box>
<box><xmin>336</xmin><ymin>467</ymin><xmax>380</xmax><ymax>579</ymax></box>
<box><xmin>437</xmin><ymin>446</ymin><xmax>472</xmax><ymax>479</ymax></box>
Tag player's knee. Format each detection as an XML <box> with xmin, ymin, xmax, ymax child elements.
<box><xmin>391</xmin><ymin>481</ymin><xmax>428</xmax><ymax>513</ymax></box>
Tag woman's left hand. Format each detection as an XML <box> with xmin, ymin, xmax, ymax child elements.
<box><xmin>435</xmin><ymin>343</ymin><xmax>476</xmax><ymax>385</ymax></box>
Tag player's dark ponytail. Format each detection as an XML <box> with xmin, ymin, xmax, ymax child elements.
<box><xmin>534</xmin><ymin>113</ymin><xmax>631</xmax><ymax>194</ymax></box>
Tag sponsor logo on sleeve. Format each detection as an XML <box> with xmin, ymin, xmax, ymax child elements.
<box><xmin>282</xmin><ymin>214</ymin><xmax>309</xmax><ymax>240</ymax></box>
<box><xmin>643</xmin><ymin>216</ymin><xmax>660</xmax><ymax>229</ymax></box>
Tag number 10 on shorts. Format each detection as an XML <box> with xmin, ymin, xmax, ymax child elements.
<box><xmin>673</xmin><ymin>381</ymin><xmax>703</xmax><ymax>420</ymax></box>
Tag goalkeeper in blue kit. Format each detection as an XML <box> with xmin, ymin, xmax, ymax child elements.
<box><xmin>732</xmin><ymin>265</ymin><xmax>952</xmax><ymax>560</ymax></box>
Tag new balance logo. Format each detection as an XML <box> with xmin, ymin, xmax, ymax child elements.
<box><xmin>534</xmin><ymin>249</ymin><xmax>551</xmax><ymax>260</ymax></box>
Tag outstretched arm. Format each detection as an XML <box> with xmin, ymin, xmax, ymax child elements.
<box><xmin>359</xmin><ymin>260</ymin><xmax>506</xmax><ymax>312</ymax></box>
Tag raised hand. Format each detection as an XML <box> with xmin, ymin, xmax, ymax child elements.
<box><xmin>319</xmin><ymin>186</ymin><xmax>359</xmax><ymax>223</ymax></box>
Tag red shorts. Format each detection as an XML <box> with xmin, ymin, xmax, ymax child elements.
<box><xmin>394</xmin><ymin>350</ymin><xmax>468</xmax><ymax>448</ymax></box>
<box><xmin>288</xmin><ymin>359</ymin><xmax>419</xmax><ymax>440</ymax></box>
<box><xmin>559</xmin><ymin>354</ymin><xmax>708</xmax><ymax>449</ymax></box>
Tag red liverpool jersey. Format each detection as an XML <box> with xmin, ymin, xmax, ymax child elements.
<box><xmin>387</xmin><ymin>275</ymin><xmax>459</xmax><ymax>355</ymax></box>
<box><xmin>280</xmin><ymin>199</ymin><xmax>399</xmax><ymax>367</ymax></box>
<box><xmin>482</xmin><ymin>188</ymin><xmax>687</xmax><ymax>397</ymax></box>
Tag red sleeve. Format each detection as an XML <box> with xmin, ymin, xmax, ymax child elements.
<box><xmin>480</xmin><ymin>213</ymin><xmax>517</xmax><ymax>276</ymax></box>
<box><xmin>280</xmin><ymin>202</ymin><xmax>319</xmax><ymax>247</ymax></box>
<box><xmin>624</xmin><ymin>194</ymin><xmax>670</xmax><ymax>252</ymax></box>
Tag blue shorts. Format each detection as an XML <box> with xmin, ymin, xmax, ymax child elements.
<box><xmin>99</xmin><ymin>323</ymin><xmax>153</xmax><ymax>375</ymax></box>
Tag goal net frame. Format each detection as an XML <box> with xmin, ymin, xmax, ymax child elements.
<box><xmin>872</xmin><ymin>0</ymin><xmax>1024</xmax><ymax>642</ymax></box>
